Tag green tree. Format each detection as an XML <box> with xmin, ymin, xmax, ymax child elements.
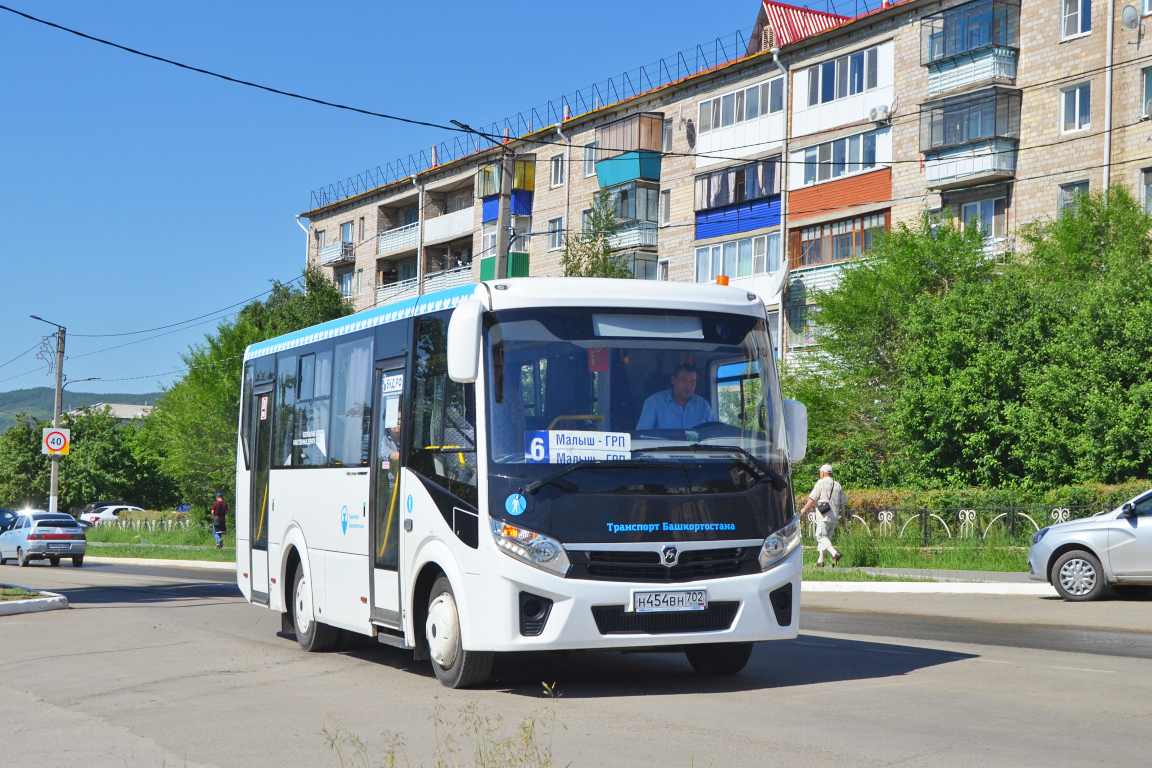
<box><xmin>559</xmin><ymin>189</ymin><xmax>633</xmax><ymax>279</ymax></box>
<box><xmin>0</xmin><ymin>413</ymin><xmax>50</xmax><ymax>508</ymax></box>
<box><xmin>143</xmin><ymin>266</ymin><xmax>352</xmax><ymax>513</ymax></box>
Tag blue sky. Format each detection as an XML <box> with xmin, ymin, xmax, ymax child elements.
<box><xmin>0</xmin><ymin>0</ymin><xmax>757</xmax><ymax>395</ymax></box>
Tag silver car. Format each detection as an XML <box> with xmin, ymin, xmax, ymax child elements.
<box><xmin>0</xmin><ymin>511</ymin><xmax>87</xmax><ymax>567</ymax></box>
<box><xmin>1028</xmin><ymin>490</ymin><xmax>1152</xmax><ymax>601</ymax></box>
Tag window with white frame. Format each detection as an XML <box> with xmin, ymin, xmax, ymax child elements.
<box><xmin>356</xmin><ymin>268</ymin><xmax>364</xmax><ymax>294</ymax></box>
<box><xmin>481</xmin><ymin>223</ymin><xmax>498</xmax><ymax>258</ymax></box>
<box><xmin>550</xmin><ymin>155</ymin><xmax>565</xmax><ymax>187</ymax></box>
<box><xmin>787</xmin><ymin>305</ymin><xmax>818</xmax><ymax>347</ymax></box>
<box><xmin>694</xmin><ymin>232</ymin><xmax>781</xmax><ymax>282</ymax></box>
<box><xmin>1143</xmin><ymin>170</ymin><xmax>1152</xmax><ymax>214</ymax></box>
<box><xmin>698</xmin><ymin>77</ymin><xmax>784</xmax><ymax>134</ymax></box>
<box><xmin>1061</xmin><ymin>0</ymin><xmax>1091</xmax><ymax>38</ymax></box>
<box><xmin>801</xmin><ymin>130</ymin><xmax>880</xmax><ymax>185</ymax></box>
<box><xmin>806</xmin><ymin>47</ymin><xmax>879</xmax><ymax>108</ymax></box>
<box><xmin>584</xmin><ymin>142</ymin><xmax>598</xmax><ymax>177</ymax></box>
<box><xmin>1061</xmin><ymin>83</ymin><xmax>1091</xmax><ymax>131</ymax></box>
<box><xmin>960</xmin><ymin>198</ymin><xmax>1006</xmax><ymax>238</ymax></box>
<box><xmin>1059</xmin><ymin>180</ymin><xmax>1088</xmax><ymax>212</ymax></box>
<box><xmin>315</xmin><ymin>229</ymin><xmax>326</xmax><ymax>250</ymax></box>
<box><xmin>1143</xmin><ymin>67</ymin><xmax>1152</xmax><ymax>117</ymax></box>
<box><xmin>796</xmin><ymin>214</ymin><xmax>886</xmax><ymax>267</ymax></box>
<box><xmin>359</xmin><ymin>217</ymin><xmax>365</xmax><ymax>241</ymax></box>
<box><xmin>663</xmin><ymin>118</ymin><xmax>673</xmax><ymax>153</ymax></box>
<box><xmin>658</xmin><ymin>259</ymin><xmax>670</xmax><ymax>280</ymax></box>
<box><xmin>340</xmin><ymin>221</ymin><xmax>354</xmax><ymax>243</ymax></box>
<box><xmin>547</xmin><ymin>217</ymin><xmax>564</xmax><ymax>250</ymax></box>
<box><xmin>1146</xmin><ymin>0</ymin><xmax>1152</xmax><ymax>15</ymax></box>
<box><xmin>581</xmin><ymin>208</ymin><xmax>593</xmax><ymax>233</ymax></box>
<box><xmin>339</xmin><ymin>271</ymin><xmax>353</xmax><ymax>298</ymax></box>
<box><xmin>694</xmin><ymin>157</ymin><xmax>780</xmax><ymax>211</ymax></box>
<box><xmin>659</xmin><ymin>189</ymin><xmax>671</xmax><ymax>224</ymax></box>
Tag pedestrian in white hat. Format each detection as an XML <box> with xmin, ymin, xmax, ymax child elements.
<box><xmin>799</xmin><ymin>464</ymin><xmax>848</xmax><ymax>566</ymax></box>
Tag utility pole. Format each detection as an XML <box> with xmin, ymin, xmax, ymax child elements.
<box><xmin>450</xmin><ymin>119</ymin><xmax>514</xmax><ymax>279</ymax></box>
<box><xmin>495</xmin><ymin>150</ymin><xmax>514</xmax><ymax>280</ymax></box>
<box><xmin>31</xmin><ymin>315</ymin><xmax>65</xmax><ymax>514</ymax></box>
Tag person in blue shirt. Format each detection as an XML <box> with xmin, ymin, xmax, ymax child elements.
<box><xmin>635</xmin><ymin>363</ymin><xmax>715</xmax><ymax>431</ymax></box>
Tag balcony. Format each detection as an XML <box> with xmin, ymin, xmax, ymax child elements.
<box><xmin>983</xmin><ymin>235</ymin><xmax>1014</xmax><ymax>259</ymax></box>
<box><xmin>423</xmin><ymin>208</ymin><xmax>474</xmax><ymax>244</ymax></box>
<box><xmin>922</xmin><ymin>0</ymin><xmax>1019</xmax><ymax>95</ymax></box>
<box><xmin>927</xmin><ymin>47</ymin><xmax>1016</xmax><ymax>97</ymax></box>
<box><xmin>595</xmin><ymin>112</ymin><xmax>663</xmax><ymax>188</ymax></box>
<box><xmin>924</xmin><ymin>139</ymin><xmax>1017</xmax><ymax>189</ymax></box>
<box><xmin>376</xmin><ymin>222</ymin><xmax>420</xmax><ymax>256</ymax></box>
<box><xmin>319</xmin><ymin>241</ymin><xmax>354</xmax><ymax>266</ymax></box>
<box><xmin>608</xmin><ymin>220</ymin><xmax>658</xmax><ymax>250</ymax></box>
<box><xmin>376</xmin><ymin>277</ymin><xmax>419</xmax><ymax>305</ymax></box>
<box><xmin>423</xmin><ymin>264</ymin><xmax>474</xmax><ymax>293</ymax></box>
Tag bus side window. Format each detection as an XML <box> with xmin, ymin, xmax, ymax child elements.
<box><xmin>241</xmin><ymin>361</ymin><xmax>254</xmax><ymax>469</ymax></box>
<box><xmin>408</xmin><ymin>314</ymin><xmax>478</xmax><ymax>507</ymax></box>
<box><xmin>330</xmin><ymin>335</ymin><xmax>374</xmax><ymax>467</ymax></box>
<box><xmin>274</xmin><ymin>353</ymin><xmax>297</xmax><ymax>467</ymax></box>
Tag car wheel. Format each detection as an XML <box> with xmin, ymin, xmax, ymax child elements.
<box><xmin>1112</xmin><ymin>585</ymin><xmax>1152</xmax><ymax>600</ymax></box>
<box><xmin>685</xmin><ymin>642</ymin><xmax>755</xmax><ymax>676</ymax></box>
<box><xmin>426</xmin><ymin>575</ymin><xmax>492</xmax><ymax>689</ymax></box>
<box><xmin>292</xmin><ymin>564</ymin><xmax>337</xmax><ymax>652</ymax></box>
<box><xmin>49</xmin><ymin>557</ymin><xmax>60</xmax><ymax>567</ymax></box>
<box><xmin>17</xmin><ymin>548</ymin><xmax>28</xmax><ymax>567</ymax></box>
<box><xmin>72</xmin><ymin>556</ymin><xmax>84</xmax><ymax>568</ymax></box>
<box><xmin>1052</xmin><ymin>550</ymin><xmax>1105</xmax><ymax>601</ymax></box>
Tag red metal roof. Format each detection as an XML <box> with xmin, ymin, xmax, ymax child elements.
<box><xmin>762</xmin><ymin>1</ymin><xmax>851</xmax><ymax>46</ymax></box>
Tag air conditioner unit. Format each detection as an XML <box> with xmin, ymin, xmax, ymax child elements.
<box><xmin>870</xmin><ymin>105</ymin><xmax>891</xmax><ymax>122</ymax></box>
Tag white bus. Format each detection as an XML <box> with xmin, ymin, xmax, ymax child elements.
<box><xmin>236</xmin><ymin>277</ymin><xmax>807</xmax><ymax>688</ymax></box>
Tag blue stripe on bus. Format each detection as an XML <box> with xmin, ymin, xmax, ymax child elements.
<box><xmin>243</xmin><ymin>283</ymin><xmax>478</xmax><ymax>361</ymax></box>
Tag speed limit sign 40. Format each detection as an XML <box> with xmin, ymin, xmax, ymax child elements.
<box><xmin>43</xmin><ymin>428</ymin><xmax>71</xmax><ymax>456</ymax></box>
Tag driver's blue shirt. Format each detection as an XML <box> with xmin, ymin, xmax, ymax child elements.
<box><xmin>635</xmin><ymin>389</ymin><xmax>715</xmax><ymax>431</ymax></box>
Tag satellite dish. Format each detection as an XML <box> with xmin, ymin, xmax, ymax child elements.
<box><xmin>1123</xmin><ymin>4</ymin><xmax>1139</xmax><ymax>30</ymax></box>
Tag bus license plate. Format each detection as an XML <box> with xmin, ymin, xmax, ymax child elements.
<box><xmin>633</xmin><ymin>590</ymin><xmax>708</xmax><ymax>613</ymax></box>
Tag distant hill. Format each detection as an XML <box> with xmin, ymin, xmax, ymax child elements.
<box><xmin>0</xmin><ymin>388</ymin><xmax>162</xmax><ymax>433</ymax></box>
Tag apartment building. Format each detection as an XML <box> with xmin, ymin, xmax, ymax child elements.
<box><xmin>300</xmin><ymin>0</ymin><xmax>1148</xmax><ymax>359</ymax></box>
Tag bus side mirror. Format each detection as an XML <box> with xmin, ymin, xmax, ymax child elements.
<box><xmin>447</xmin><ymin>299</ymin><xmax>484</xmax><ymax>383</ymax></box>
<box><xmin>782</xmin><ymin>399</ymin><xmax>808</xmax><ymax>464</ymax></box>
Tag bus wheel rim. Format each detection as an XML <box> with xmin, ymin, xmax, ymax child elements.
<box><xmin>426</xmin><ymin>593</ymin><xmax>459</xmax><ymax>669</ymax></box>
<box><xmin>296</xmin><ymin>576</ymin><xmax>313</xmax><ymax>635</ymax></box>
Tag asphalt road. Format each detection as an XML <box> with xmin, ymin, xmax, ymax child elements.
<box><xmin>2</xmin><ymin>562</ymin><xmax>1151</xmax><ymax>768</ymax></box>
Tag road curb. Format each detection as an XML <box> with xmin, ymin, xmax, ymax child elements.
<box><xmin>86</xmin><ymin>556</ymin><xmax>236</xmax><ymax>571</ymax></box>
<box><xmin>802</xmin><ymin>581</ymin><xmax>1058</xmax><ymax>596</ymax></box>
<box><xmin>0</xmin><ymin>584</ymin><xmax>69</xmax><ymax>616</ymax></box>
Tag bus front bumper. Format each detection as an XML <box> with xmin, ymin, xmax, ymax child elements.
<box><xmin>472</xmin><ymin>547</ymin><xmax>801</xmax><ymax>652</ymax></box>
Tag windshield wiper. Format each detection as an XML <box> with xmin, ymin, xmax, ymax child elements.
<box><xmin>632</xmin><ymin>445</ymin><xmax>790</xmax><ymax>492</ymax></box>
<box><xmin>523</xmin><ymin>459</ymin><xmax>691</xmax><ymax>495</ymax></box>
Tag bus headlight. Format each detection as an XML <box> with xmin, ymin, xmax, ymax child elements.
<box><xmin>759</xmin><ymin>516</ymin><xmax>800</xmax><ymax>570</ymax></box>
<box><xmin>490</xmin><ymin>519</ymin><xmax>571</xmax><ymax>576</ymax></box>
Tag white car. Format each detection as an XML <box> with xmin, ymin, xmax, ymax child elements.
<box><xmin>80</xmin><ymin>505</ymin><xmax>143</xmax><ymax>525</ymax></box>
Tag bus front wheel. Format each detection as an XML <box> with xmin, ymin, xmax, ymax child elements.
<box><xmin>685</xmin><ymin>642</ymin><xmax>754</xmax><ymax>676</ymax></box>
<box><xmin>292</xmin><ymin>564</ymin><xmax>338</xmax><ymax>652</ymax></box>
<box><xmin>426</xmin><ymin>576</ymin><xmax>492</xmax><ymax>688</ymax></box>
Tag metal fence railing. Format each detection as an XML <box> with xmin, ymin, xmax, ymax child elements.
<box><xmin>806</xmin><ymin>505</ymin><xmax>1115</xmax><ymax>544</ymax></box>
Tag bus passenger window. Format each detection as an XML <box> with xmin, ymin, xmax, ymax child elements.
<box><xmin>290</xmin><ymin>347</ymin><xmax>332</xmax><ymax>467</ymax></box>
<box><xmin>274</xmin><ymin>353</ymin><xmax>297</xmax><ymax>467</ymax></box>
<box><xmin>330</xmin><ymin>335</ymin><xmax>374</xmax><ymax>467</ymax></box>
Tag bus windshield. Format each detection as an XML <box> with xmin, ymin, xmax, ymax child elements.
<box><xmin>484</xmin><ymin>307</ymin><xmax>787</xmax><ymax>478</ymax></box>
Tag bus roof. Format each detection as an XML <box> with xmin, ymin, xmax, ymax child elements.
<box><xmin>244</xmin><ymin>278</ymin><xmax>766</xmax><ymax>362</ymax></box>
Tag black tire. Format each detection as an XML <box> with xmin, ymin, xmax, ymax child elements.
<box><xmin>685</xmin><ymin>642</ymin><xmax>755</xmax><ymax>676</ymax></box>
<box><xmin>426</xmin><ymin>575</ymin><xmax>492</xmax><ymax>688</ymax></box>
<box><xmin>17</xmin><ymin>548</ymin><xmax>29</xmax><ymax>567</ymax></box>
<box><xmin>72</xmin><ymin>556</ymin><xmax>84</xmax><ymax>568</ymax></box>
<box><xmin>49</xmin><ymin>557</ymin><xmax>60</xmax><ymax>567</ymax></box>
<box><xmin>1112</xmin><ymin>585</ymin><xmax>1152</xmax><ymax>600</ymax></box>
<box><xmin>0</xmin><ymin>556</ymin><xmax>7</xmax><ymax>565</ymax></box>
<box><xmin>1051</xmin><ymin>550</ymin><xmax>1106</xmax><ymax>601</ymax></box>
<box><xmin>292</xmin><ymin>564</ymin><xmax>338</xmax><ymax>652</ymax></box>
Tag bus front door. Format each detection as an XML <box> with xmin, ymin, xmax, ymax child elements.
<box><xmin>369</xmin><ymin>360</ymin><xmax>405</xmax><ymax>627</ymax></box>
<box><xmin>249</xmin><ymin>384</ymin><xmax>273</xmax><ymax>604</ymax></box>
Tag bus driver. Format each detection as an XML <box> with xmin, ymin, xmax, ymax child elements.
<box><xmin>635</xmin><ymin>362</ymin><xmax>715</xmax><ymax>431</ymax></box>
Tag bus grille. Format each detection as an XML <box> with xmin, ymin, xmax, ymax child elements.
<box><xmin>569</xmin><ymin>548</ymin><xmax>757</xmax><ymax>582</ymax></box>
<box><xmin>591</xmin><ymin>602</ymin><xmax>740</xmax><ymax>635</ymax></box>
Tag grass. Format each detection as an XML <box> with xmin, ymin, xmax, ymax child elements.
<box><xmin>85</xmin><ymin>523</ymin><xmax>235</xmax><ymax>548</ymax></box>
<box><xmin>0</xmin><ymin>586</ymin><xmax>41</xmax><ymax>602</ymax></box>
<box><xmin>87</xmin><ymin>544</ymin><xmax>235</xmax><ymax>562</ymax></box>
<box><xmin>804</xmin><ymin>531</ymin><xmax>1029</xmax><ymax>572</ymax></box>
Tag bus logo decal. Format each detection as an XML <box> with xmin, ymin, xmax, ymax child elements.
<box><xmin>406</xmin><ymin>495</ymin><xmax>414</xmax><ymax>514</ymax></box>
<box><xmin>506</xmin><ymin>494</ymin><xmax>527</xmax><ymax>516</ymax></box>
<box><xmin>341</xmin><ymin>506</ymin><xmax>349</xmax><ymax>535</ymax></box>
<box><xmin>661</xmin><ymin>546</ymin><xmax>679</xmax><ymax>567</ymax></box>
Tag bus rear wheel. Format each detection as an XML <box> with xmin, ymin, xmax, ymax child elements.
<box><xmin>426</xmin><ymin>576</ymin><xmax>492</xmax><ymax>689</ymax></box>
<box><xmin>292</xmin><ymin>564</ymin><xmax>338</xmax><ymax>652</ymax></box>
<box><xmin>685</xmin><ymin>642</ymin><xmax>754</xmax><ymax>676</ymax></box>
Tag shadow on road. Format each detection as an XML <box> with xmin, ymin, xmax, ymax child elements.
<box><xmin>321</xmin><ymin>631</ymin><xmax>973</xmax><ymax>697</ymax></box>
<box><xmin>47</xmin><ymin>581</ymin><xmax>242</xmax><ymax>606</ymax></box>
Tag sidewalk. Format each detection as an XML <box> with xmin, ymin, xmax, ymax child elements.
<box><xmin>853</xmin><ymin>568</ymin><xmax>1032</xmax><ymax>583</ymax></box>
